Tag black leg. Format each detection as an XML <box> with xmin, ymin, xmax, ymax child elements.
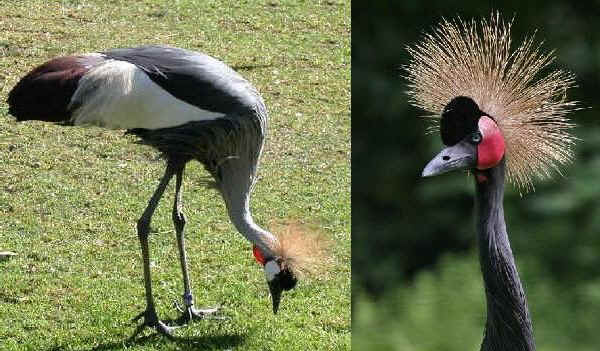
<box><xmin>130</xmin><ymin>163</ymin><xmax>176</xmax><ymax>338</ymax></box>
<box><xmin>172</xmin><ymin>163</ymin><xmax>219</xmax><ymax>324</ymax></box>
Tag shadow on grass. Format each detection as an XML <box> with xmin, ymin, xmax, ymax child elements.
<box><xmin>46</xmin><ymin>332</ymin><xmax>247</xmax><ymax>351</ymax></box>
<box><xmin>47</xmin><ymin>314</ymin><xmax>246</xmax><ymax>351</ymax></box>
<box><xmin>231</xmin><ymin>64</ymin><xmax>273</xmax><ymax>71</ymax></box>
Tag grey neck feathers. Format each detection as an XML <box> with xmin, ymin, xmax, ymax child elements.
<box><xmin>217</xmin><ymin>110</ymin><xmax>277</xmax><ymax>259</ymax></box>
<box><xmin>223</xmin><ymin>179</ymin><xmax>277</xmax><ymax>258</ymax></box>
<box><xmin>474</xmin><ymin>159</ymin><xmax>535</xmax><ymax>351</ymax></box>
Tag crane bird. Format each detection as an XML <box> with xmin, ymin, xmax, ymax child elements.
<box><xmin>405</xmin><ymin>14</ymin><xmax>577</xmax><ymax>351</ymax></box>
<box><xmin>7</xmin><ymin>45</ymin><xmax>307</xmax><ymax>336</ymax></box>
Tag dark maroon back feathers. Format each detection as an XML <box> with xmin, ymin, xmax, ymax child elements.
<box><xmin>7</xmin><ymin>55</ymin><xmax>104</xmax><ymax>123</ymax></box>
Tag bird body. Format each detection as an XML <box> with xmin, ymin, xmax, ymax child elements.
<box><xmin>9</xmin><ymin>45</ymin><xmax>275</xmax><ymax>257</ymax></box>
<box><xmin>7</xmin><ymin>45</ymin><xmax>302</xmax><ymax>337</ymax></box>
<box><xmin>407</xmin><ymin>14</ymin><xmax>577</xmax><ymax>351</ymax></box>
<box><xmin>9</xmin><ymin>46</ymin><xmax>257</xmax><ymax>129</ymax></box>
<box><xmin>70</xmin><ymin>58</ymin><xmax>225</xmax><ymax>129</ymax></box>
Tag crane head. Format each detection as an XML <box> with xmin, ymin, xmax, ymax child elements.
<box><xmin>406</xmin><ymin>14</ymin><xmax>577</xmax><ymax>190</ymax></box>
<box><xmin>253</xmin><ymin>245</ymin><xmax>298</xmax><ymax>314</ymax></box>
<box><xmin>422</xmin><ymin>96</ymin><xmax>505</xmax><ymax>178</ymax></box>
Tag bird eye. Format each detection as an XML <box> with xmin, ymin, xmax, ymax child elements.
<box><xmin>471</xmin><ymin>132</ymin><xmax>482</xmax><ymax>144</ymax></box>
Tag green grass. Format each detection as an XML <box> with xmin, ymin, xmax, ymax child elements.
<box><xmin>0</xmin><ymin>1</ymin><xmax>350</xmax><ymax>350</ymax></box>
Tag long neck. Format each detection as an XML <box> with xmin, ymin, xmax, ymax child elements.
<box><xmin>224</xmin><ymin>184</ymin><xmax>277</xmax><ymax>258</ymax></box>
<box><xmin>474</xmin><ymin>159</ymin><xmax>535</xmax><ymax>351</ymax></box>
<box><xmin>216</xmin><ymin>129</ymin><xmax>278</xmax><ymax>259</ymax></box>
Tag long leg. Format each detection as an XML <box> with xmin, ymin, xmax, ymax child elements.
<box><xmin>130</xmin><ymin>163</ymin><xmax>176</xmax><ymax>338</ymax></box>
<box><xmin>172</xmin><ymin>163</ymin><xmax>218</xmax><ymax>323</ymax></box>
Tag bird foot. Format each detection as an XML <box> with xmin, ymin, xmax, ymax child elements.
<box><xmin>130</xmin><ymin>309</ymin><xmax>177</xmax><ymax>339</ymax></box>
<box><xmin>176</xmin><ymin>304</ymin><xmax>224</xmax><ymax>324</ymax></box>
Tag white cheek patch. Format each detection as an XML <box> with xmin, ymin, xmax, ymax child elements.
<box><xmin>264</xmin><ymin>261</ymin><xmax>281</xmax><ymax>282</ymax></box>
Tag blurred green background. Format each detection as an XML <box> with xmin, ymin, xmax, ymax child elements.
<box><xmin>353</xmin><ymin>1</ymin><xmax>600</xmax><ymax>350</ymax></box>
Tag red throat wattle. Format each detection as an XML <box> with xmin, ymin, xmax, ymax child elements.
<box><xmin>477</xmin><ymin>116</ymin><xmax>505</xmax><ymax>170</ymax></box>
<box><xmin>253</xmin><ymin>245</ymin><xmax>266</xmax><ymax>266</ymax></box>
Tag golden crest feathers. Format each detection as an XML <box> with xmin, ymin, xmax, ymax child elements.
<box><xmin>405</xmin><ymin>12</ymin><xmax>578</xmax><ymax>190</ymax></box>
<box><xmin>270</xmin><ymin>221</ymin><xmax>330</xmax><ymax>277</ymax></box>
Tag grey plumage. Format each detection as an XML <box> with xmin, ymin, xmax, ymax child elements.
<box><xmin>127</xmin><ymin>97</ymin><xmax>275</xmax><ymax>256</ymax></box>
<box><xmin>102</xmin><ymin>45</ymin><xmax>258</xmax><ymax>115</ymax></box>
<box><xmin>475</xmin><ymin>160</ymin><xmax>535</xmax><ymax>351</ymax></box>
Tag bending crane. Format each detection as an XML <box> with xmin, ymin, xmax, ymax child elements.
<box><xmin>8</xmin><ymin>45</ymin><xmax>299</xmax><ymax>336</ymax></box>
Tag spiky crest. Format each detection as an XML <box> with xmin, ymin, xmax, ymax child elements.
<box><xmin>268</xmin><ymin>221</ymin><xmax>329</xmax><ymax>278</ymax></box>
<box><xmin>405</xmin><ymin>12</ymin><xmax>578</xmax><ymax>190</ymax></box>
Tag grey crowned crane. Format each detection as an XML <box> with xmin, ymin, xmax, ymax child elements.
<box><xmin>405</xmin><ymin>14</ymin><xmax>577</xmax><ymax>351</ymax></box>
<box><xmin>7</xmin><ymin>45</ymin><xmax>311</xmax><ymax>337</ymax></box>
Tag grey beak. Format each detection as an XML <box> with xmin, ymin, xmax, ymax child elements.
<box><xmin>422</xmin><ymin>141</ymin><xmax>477</xmax><ymax>177</ymax></box>
<box><xmin>268</xmin><ymin>278</ymin><xmax>283</xmax><ymax>314</ymax></box>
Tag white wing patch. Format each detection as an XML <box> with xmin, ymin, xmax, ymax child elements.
<box><xmin>69</xmin><ymin>58</ymin><xmax>225</xmax><ymax>130</ymax></box>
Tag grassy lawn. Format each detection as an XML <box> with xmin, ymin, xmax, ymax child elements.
<box><xmin>0</xmin><ymin>1</ymin><xmax>350</xmax><ymax>350</ymax></box>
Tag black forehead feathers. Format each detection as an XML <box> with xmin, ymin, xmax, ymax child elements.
<box><xmin>279</xmin><ymin>267</ymin><xmax>297</xmax><ymax>291</ymax></box>
<box><xmin>440</xmin><ymin>96</ymin><xmax>483</xmax><ymax>146</ymax></box>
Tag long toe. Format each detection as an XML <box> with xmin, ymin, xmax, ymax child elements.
<box><xmin>191</xmin><ymin>307</ymin><xmax>220</xmax><ymax>317</ymax></box>
<box><xmin>178</xmin><ymin>306</ymin><xmax>225</xmax><ymax>325</ymax></box>
<box><xmin>154</xmin><ymin>320</ymin><xmax>176</xmax><ymax>338</ymax></box>
<box><xmin>130</xmin><ymin>310</ymin><xmax>177</xmax><ymax>340</ymax></box>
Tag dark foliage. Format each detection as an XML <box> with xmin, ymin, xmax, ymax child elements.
<box><xmin>353</xmin><ymin>0</ymin><xmax>600</xmax><ymax>298</ymax></box>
